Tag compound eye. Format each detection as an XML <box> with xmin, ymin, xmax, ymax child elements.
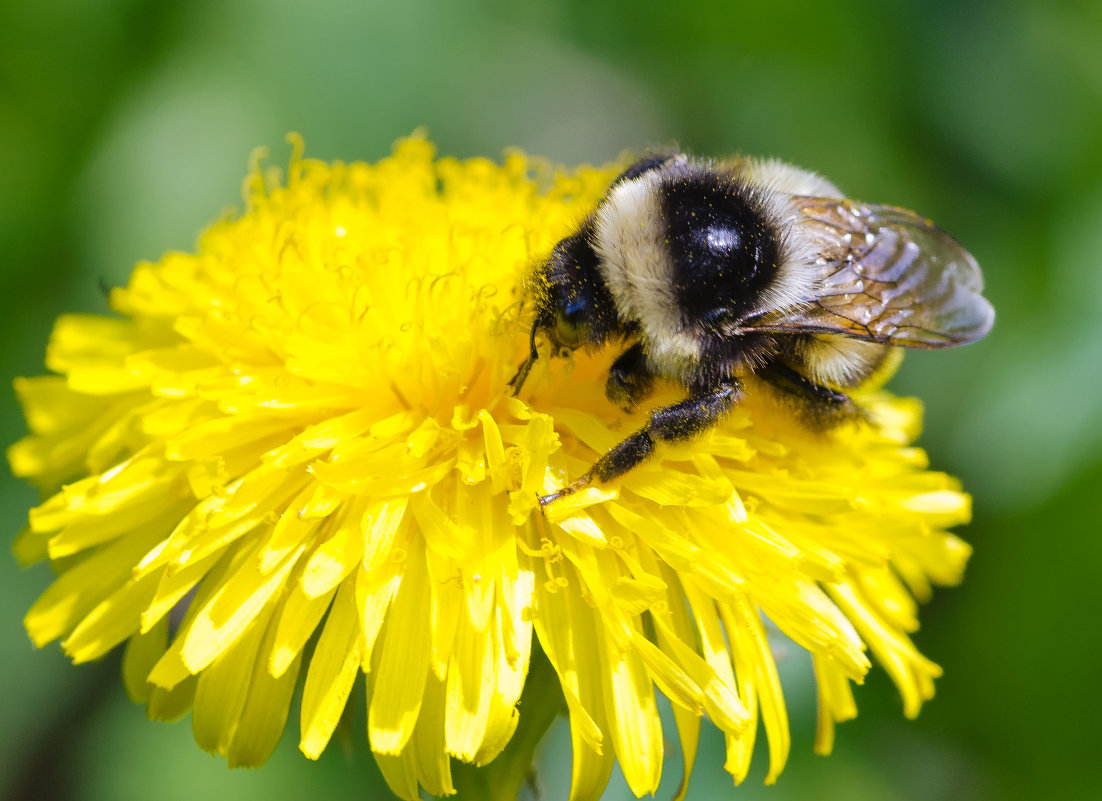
<box><xmin>554</xmin><ymin>298</ymin><xmax>589</xmax><ymax>349</ymax></box>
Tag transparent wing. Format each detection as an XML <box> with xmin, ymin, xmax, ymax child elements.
<box><xmin>744</xmin><ymin>197</ymin><xmax>995</xmax><ymax>348</ymax></box>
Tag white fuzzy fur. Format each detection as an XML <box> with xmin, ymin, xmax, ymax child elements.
<box><xmin>728</xmin><ymin>158</ymin><xmax>842</xmax><ymax>319</ymax></box>
<box><xmin>594</xmin><ymin>172</ymin><xmax>704</xmax><ymax>369</ymax></box>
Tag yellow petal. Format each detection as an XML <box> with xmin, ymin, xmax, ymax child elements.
<box><xmin>454</xmin><ymin>481</ymin><xmax>496</xmax><ymax>631</ymax></box>
<box><xmin>369</xmin><ymin>542</ymin><xmax>432</xmax><ymax>755</ymax></box>
<box><xmin>444</xmin><ymin>613</ymin><xmax>495</xmax><ymax>761</ymax></box>
<box><xmin>299</xmin><ymin>579</ymin><xmax>363</xmax><ymax>760</ymax></box>
<box><xmin>647</xmin><ymin>567</ymin><xmax>702</xmax><ymax>801</ymax></box>
<box><xmin>356</xmin><ymin>556</ymin><xmax>403</xmax><ymax>669</ymax></box>
<box><xmin>45</xmin><ymin>314</ymin><xmax>137</xmax><ymax>363</ymax></box>
<box><xmin>827</xmin><ymin>580</ymin><xmax>941</xmax><ymax>719</ymax></box>
<box><xmin>203</xmin><ymin>464</ymin><xmax>308</xmax><ymax>530</ymax></box>
<box><xmin>478</xmin><ymin>410</ymin><xmax>508</xmax><ymax>494</ymax></box>
<box><xmin>30</xmin><ymin>452</ymin><xmax>179</xmax><ymax>532</ymax></box>
<box><xmin>530</xmin><ymin>554</ymin><xmax>612</xmax><ymax>801</ymax></box>
<box><xmin>721</xmin><ymin>596</ymin><xmax>790</xmax><ymax>784</ymax></box>
<box><xmin>299</xmin><ymin>502</ymin><xmax>365</xmax><ymax>598</ymax></box>
<box><xmin>24</xmin><ymin>524</ymin><xmax>165</xmax><ymax>648</ymax></box>
<box><xmin>258</xmin><ymin>484</ymin><xmax>329</xmax><ymax>574</ymax></box>
<box><xmin>147</xmin><ymin>545</ymin><xmax>248</xmax><ymax>690</ymax></box>
<box><xmin>471</xmin><ymin>609</ymin><xmax>529</xmax><ymax>766</ymax></box>
<box><xmin>409</xmin><ymin>672</ymin><xmax>455</xmax><ymax>797</ymax></box>
<box><xmin>62</xmin><ymin>565</ymin><xmax>163</xmax><ymax>663</ymax></box>
<box><xmin>122</xmin><ymin>615</ymin><xmax>169</xmax><ymax>704</ymax></box>
<box><xmin>812</xmin><ymin>653</ymin><xmax>857</xmax><ymax>755</ymax></box>
<box><xmin>373</xmin><ymin>750</ymin><xmax>421</xmax><ymax>801</ymax></box>
<box><xmin>410</xmin><ymin>491</ymin><xmax>470</xmax><ymax>562</ymax></box>
<box><xmin>13</xmin><ymin>375</ymin><xmax>108</xmax><ymax>436</ymax></box>
<box><xmin>262</xmin><ymin>407</ymin><xmax>379</xmax><ymax>468</ymax></box>
<box><xmin>12</xmin><ymin>525</ymin><xmax>48</xmax><ymax>566</ymax></box>
<box><xmin>147</xmin><ymin>675</ymin><xmax>198</xmax><ymax>722</ymax></box>
<box><xmin>426</xmin><ymin>550</ymin><xmax>462</xmax><ymax>681</ymax></box>
<box><xmin>180</xmin><ymin>540</ymin><xmax>303</xmax><ymax>673</ymax></box>
<box><xmin>596</xmin><ymin>622</ymin><xmax>662</xmax><ymax>796</ymax></box>
<box><xmin>228</xmin><ymin>604</ymin><xmax>302</xmax><ymax>767</ymax></box>
<box><xmin>269</xmin><ymin>581</ymin><xmax>337</xmax><ymax>678</ymax></box>
<box><xmin>141</xmin><ymin>547</ymin><xmax>223</xmax><ymax>634</ymax></box>
<box><xmin>192</xmin><ymin>592</ymin><xmax>278</xmax><ymax>756</ymax></box>
<box><xmin>361</xmin><ymin>496</ymin><xmax>409</xmax><ymax>572</ymax></box>
<box><xmin>165</xmin><ymin>414</ymin><xmax>309</xmax><ymax>462</ymax></box>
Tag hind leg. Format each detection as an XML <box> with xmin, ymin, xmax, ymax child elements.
<box><xmin>758</xmin><ymin>363</ymin><xmax>863</xmax><ymax>427</ymax></box>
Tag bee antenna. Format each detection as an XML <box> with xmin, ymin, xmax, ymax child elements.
<box><xmin>508</xmin><ymin>323</ymin><xmax>540</xmax><ymax>396</ymax></box>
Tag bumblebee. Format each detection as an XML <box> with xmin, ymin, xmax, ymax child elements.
<box><xmin>511</xmin><ymin>154</ymin><xmax>994</xmax><ymax>506</ymax></box>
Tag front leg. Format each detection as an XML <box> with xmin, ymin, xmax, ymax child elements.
<box><xmin>539</xmin><ymin>381</ymin><xmax>741</xmax><ymax>507</ymax></box>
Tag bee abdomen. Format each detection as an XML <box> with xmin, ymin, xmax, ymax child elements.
<box><xmin>793</xmin><ymin>334</ymin><xmax>893</xmax><ymax>389</ymax></box>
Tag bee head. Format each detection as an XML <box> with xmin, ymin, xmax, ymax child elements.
<box><xmin>511</xmin><ymin>221</ymin><xmax>619</xmax><ymax>394</ymax></box>
<box><xmin>509</xmin><ymin>154</ymin><xmax>679</xmax><ymax>395</ymax></box>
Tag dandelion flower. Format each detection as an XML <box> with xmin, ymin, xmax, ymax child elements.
<box><xmin>11</xmin><ymin>134</ymin><xmax>972</xmax><ymax>799</ymax></box>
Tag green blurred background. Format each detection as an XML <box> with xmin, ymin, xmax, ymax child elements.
<box><xmin>2</xmin><ymin>0</ymin><xmax>1100</xmax><ymax>798</ymax></box>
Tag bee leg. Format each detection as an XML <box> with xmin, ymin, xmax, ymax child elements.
<box><xmin>762</xmin><ymin>363</ymin><xmax>848</xmax><ymax>403</ymax></box>
<box><xmin>539</xmin><ymin>382</ymin><xmax>740</xmax><ymax>507</ymax></box>
<box><xmin>759</xmin><ymin>363</ymin><xmax>861</xmax><ymax>426</ymax></box>
<box><xmin>605</xmin><ymin>342</ymin><xmax>655</xmax><ymax>410</ymax></box>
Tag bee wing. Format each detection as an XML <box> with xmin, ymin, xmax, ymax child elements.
<box><xmin>744</xmin><ymin>198</ymin><xmax>994</xmax><ymax>348</ymax></box>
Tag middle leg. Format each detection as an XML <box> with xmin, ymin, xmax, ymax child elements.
<box><xmin>605</xmin><ymin>341</ymin><xmax>656</xmax><ymax>410</ymax></box>
<box><xmin>539</xmin><ymin>381</ymin><xmax>741</xmax><ymax>506</ymax></box>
